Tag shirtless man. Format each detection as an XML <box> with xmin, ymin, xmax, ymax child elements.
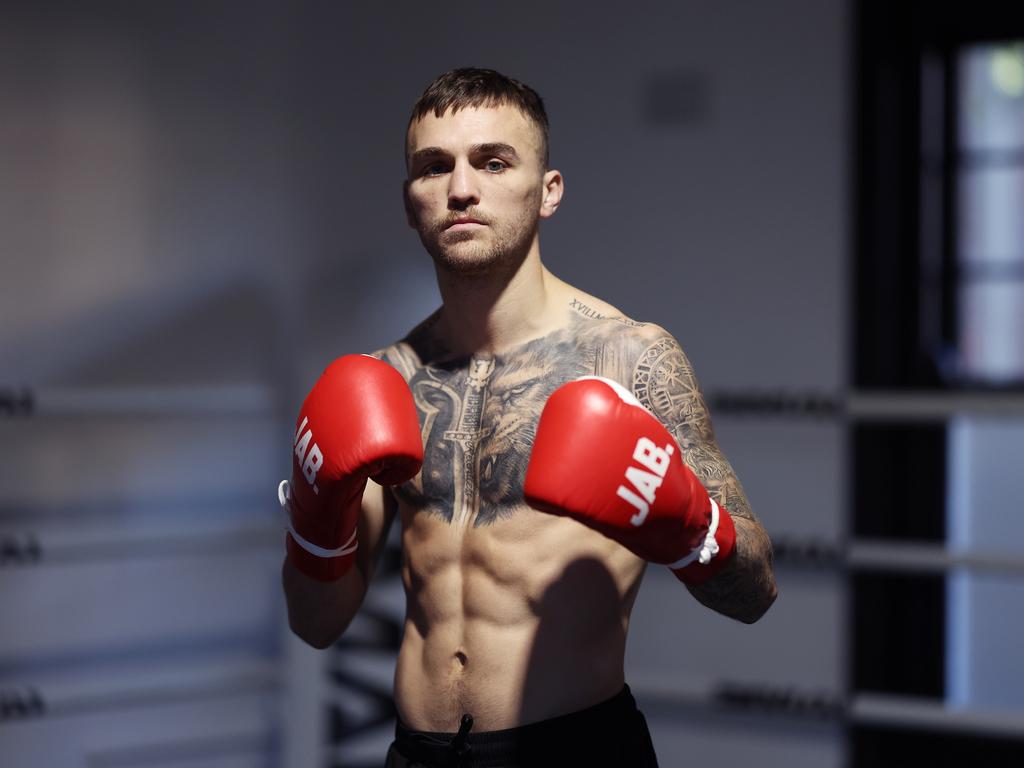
<box><xmin>280</xmin><ymin>68</ymin><xmax>777</xmax><ymax>767</ymax></box>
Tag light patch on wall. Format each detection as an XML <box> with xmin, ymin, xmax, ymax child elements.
<box><xmin>990</xmin><ymin>43</ymin><xmax>1024</xmax><ymax>98</ymax></box>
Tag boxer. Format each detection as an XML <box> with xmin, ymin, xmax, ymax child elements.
<box><xmin>280</xmin><ymin>68</ymin><xmax>777</xmax><ymax>767</ymax></box>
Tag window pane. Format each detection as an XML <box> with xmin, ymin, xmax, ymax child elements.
<box><xmin>956</xmin><ymin>42</ymin><xmax>1024</xmax><ymax>385</ymax></box>
<box><xmin>957</xmin><ymin>165</ymin><xmax>1024</xmax><ymax>265</ymax></box>
<box><xmin>947</xmin><ymin>418</ymin><xmax>1024</xmax><ymax>556</ymax></box>
<box><xmin>947</xmin><ymin>418</ymin><xmax>1024</xmax><ymax>711</ymax></box>
<box><xmin>959</xmin><ymin>43</ymin><xmax>1024</xmax><ymax>153</ymax></box>
<box><xmin>947</xmin><ymin>571</ymin><xmax>1024</xmax><ymax>711</ymax></box>
<box><xmin>957</xmin><ymin>281</ymin><xmax>1024</xmax><ymax>381</ymax></box>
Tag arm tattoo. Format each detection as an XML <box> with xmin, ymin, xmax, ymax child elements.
<box><xmin>634</xmin><ymin>334</ymin><xmax>776</xmax><ymax>623</ymax></box>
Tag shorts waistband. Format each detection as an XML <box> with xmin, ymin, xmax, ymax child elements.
<box><xmin>393</xmin><ymin>685</ymin><xmax>641</xmax><ymax>767</ymax></box>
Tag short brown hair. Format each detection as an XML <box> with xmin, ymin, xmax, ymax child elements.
<box><xmin>408</xmin><ymin>68</ymin><xmax>550</xmax><ymax>168</ymax></box>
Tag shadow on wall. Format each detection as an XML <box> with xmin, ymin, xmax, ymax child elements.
<box><xmin>51</xmin><ymin>280</ymin><xmax>279</xmax><ymax>388</ymax></box>
<box><xmin>3</xmin><ymin>279</ymin><xmax>277</xmax><ymax>388</ymax></box>
<box><xmin>4</xmin><ymin>250</ymin><xmax>437</xmax><ymax>391</ymax></box>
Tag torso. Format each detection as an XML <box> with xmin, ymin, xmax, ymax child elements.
<box><xmin>381</xmin><ymin>295</ymin><xmax>666</xmax><ymax>731</ymax></box>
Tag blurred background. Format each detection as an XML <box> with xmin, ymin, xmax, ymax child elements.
<box><xmin>1</xmin><ymin>0</ymin><xmax>1022</xmax><ymax>765</ymax></box>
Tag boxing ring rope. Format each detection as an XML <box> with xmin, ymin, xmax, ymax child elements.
<box><xmin>634</xmin><ymin>683</ymin><xmax>1024</xmax><ymax>739</ymax></box>
<box><xmin>0</xmin><ymin>523</ymin><xmax>280</xmax><ymax>567</ymax></box>
<box><xmin>0</xmin><ymin>658</ymin><xmax>280</xmax><ymax>722</ymax></box>
<box><xmin>4</xmin><ymin>526</ymin><xmax>1023</xmax><ymax>576</ymax></box>
<box><xmin>710</xmin><ymin>390</ymin><xmax>1024</xmax><ymax>421</ymax></box>
<box><xmin>5</xmin><ymin>384</ymin><xmax>1023</xmax><ymax>421</ymax></box>
<box><xmin>0</xmin><ymin>385</ymin><xmax>273</xmax><ymax>419</ymax></box>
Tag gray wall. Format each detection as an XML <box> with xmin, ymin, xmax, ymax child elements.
<box><xmin>0</xmin><ymin>2</ymin><xmax>848</xmax><ymax>766</ymax></box>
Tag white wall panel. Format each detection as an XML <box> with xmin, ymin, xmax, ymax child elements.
<box><xmin>627</xmin><ymin>567</ymin><xmax>844</xmax><ymax>696</ymax></box>
<box><xmin>714</xmin><ymin>420</ymin><xmax>844</xmax><ymax>543</ymax></box>
<box><xmin>0</xmin><ymin>544</ymin><xmax>281</xmax><ymax>662</ymax></box>
<box><xmin>0</xmin><ymin>418</ymin><xmax>279</xmax><ymax>511</ymax></box>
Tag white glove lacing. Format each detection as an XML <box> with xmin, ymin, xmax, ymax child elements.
<box><xmin>666</xmin><ymin>498</ymin><xmax>721</xmax><ymax>570</ymax></box>
<box><xmin>278</xmin><ymin>479</ymin><xmax>358</xmax><ymax>559</ymax></box>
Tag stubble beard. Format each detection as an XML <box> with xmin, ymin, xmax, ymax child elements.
<box><xmin>418</xmin><ymin>201</ymin><xmax>541</xmax><ymax>278</ymax></box>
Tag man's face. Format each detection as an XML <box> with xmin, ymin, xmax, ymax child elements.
<box><xmin>404</xmin><ymin>105</ymin><xmax>549</xmax><ymax>275</ymax></box>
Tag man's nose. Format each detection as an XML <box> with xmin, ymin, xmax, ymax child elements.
<box><xmin>447</xmin><ymin>160</ymin><xmax>480</xmax><ymax>209</ymax></box>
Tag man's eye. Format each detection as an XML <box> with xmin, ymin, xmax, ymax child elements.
<box><xmin>484</xmin><ymin>159</ymin><xmax>507</xmax><ymax>172</ymax></box>
<box><xmin>422</xmin><ymin>163</ymin><xmax>447</xmax><ymax>176</ymax></box>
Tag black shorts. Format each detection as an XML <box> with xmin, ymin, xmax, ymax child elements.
<box><xmin>384</xmin><ymin>684</ymin><xmax>659</xmax><ymax>767</ymax></box>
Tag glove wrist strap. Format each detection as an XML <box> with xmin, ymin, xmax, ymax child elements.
<box><xmin>278</xmin><ymin>480</ymin><xmax>359</xmax><ymax>559</ymax></box>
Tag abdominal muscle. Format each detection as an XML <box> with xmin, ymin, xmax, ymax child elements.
<box><xmin>393</xmin><ymin>501</ymin><xmax>646</xmax><ymax>732</ymax></box>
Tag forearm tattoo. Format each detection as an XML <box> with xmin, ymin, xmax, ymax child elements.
<box><xmin>634</xmin><ymin>336</ymin><xmax>776</xmax><ymax>622</ymax></box>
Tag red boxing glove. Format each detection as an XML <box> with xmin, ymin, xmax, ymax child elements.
<box><xmin>279</xmin><ymin>355</ymin><xmax>423</xmax><ymax>581</ymax></box>
<box><xmin>524</xmin><ymin>376</ymin><xmax>736</xmax><ymax>585</ymax></box>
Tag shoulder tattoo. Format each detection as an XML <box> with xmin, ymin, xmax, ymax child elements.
<box><xmin>633</xmin><ymin>334</ymin><xmax>755</xmax><ymax>522</ymax></box>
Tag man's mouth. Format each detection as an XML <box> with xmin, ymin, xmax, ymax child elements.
<box><xmin>444</xmin><ymin>217</ymin><xmax>485</xmax><ymax>230</ymax></box>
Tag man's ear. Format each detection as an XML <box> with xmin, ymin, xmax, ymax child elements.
<box><xmin>402</xmin><ymin>180</ymin><xmax>417</xmax><ymax>229</ymax></box>
<box><xmin>539</xmin><ymin>169</ymin><xmax>564</xmax><ymax>219</ymax></box>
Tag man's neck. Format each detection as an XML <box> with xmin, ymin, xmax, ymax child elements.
<box><xmin>433</xmin><ymin>248</ymin><xmax>565</xmax><ymax>358</ymax></box>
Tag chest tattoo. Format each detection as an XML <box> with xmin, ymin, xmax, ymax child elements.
<box><xmin>438</xmin><ymin>355</ymin><xmax>494</xmax><ymax>526</ymax></box>
<box><xmin>389</xmin><ymin>324</ymin><xmax>627</xmax><ymax>527</ymax></box>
